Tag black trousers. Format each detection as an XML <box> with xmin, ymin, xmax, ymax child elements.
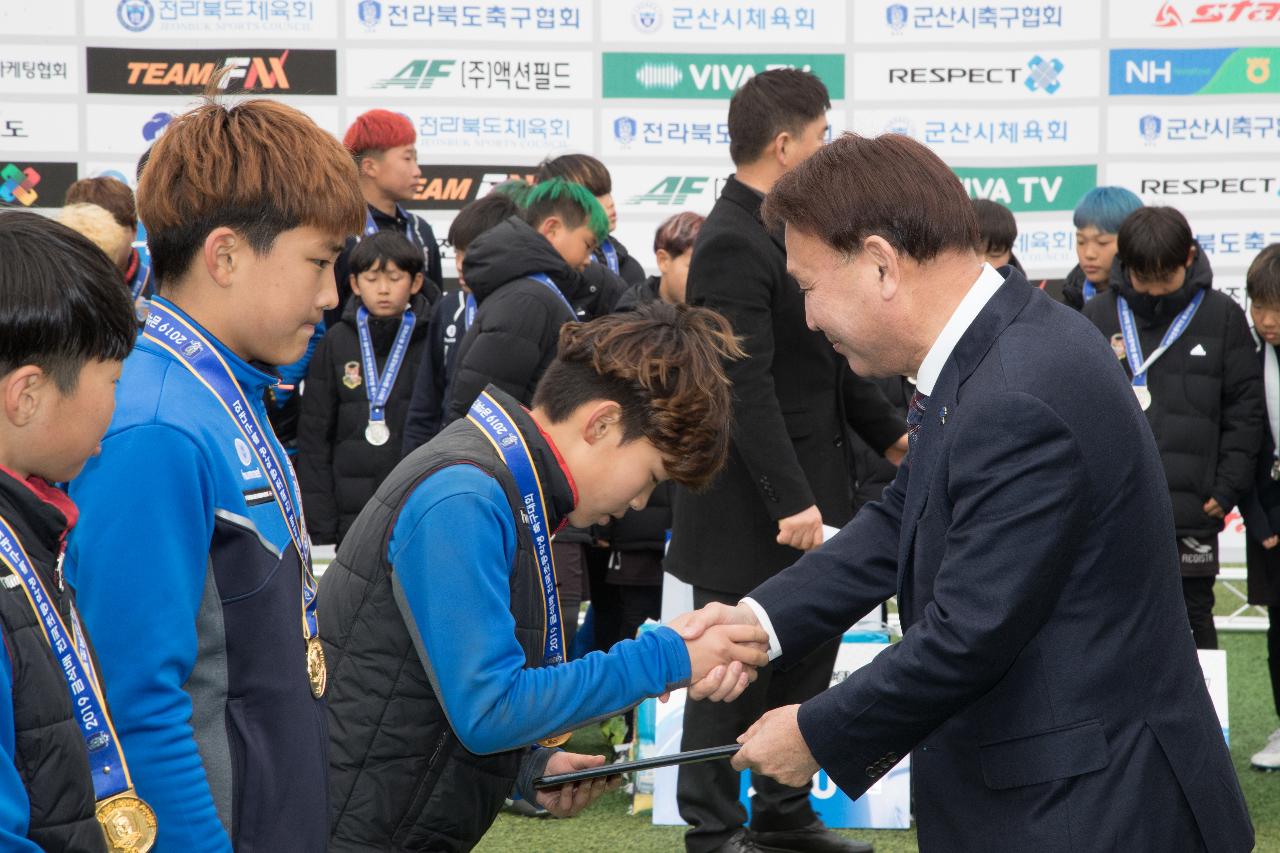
<box><xmin>1181</xmin><ymin>575</ymin><xmax>1217</xmax><ymax>650</ymax></box>
<box><xmin>1269</xmin><ymin>617</ymin><xmax>1280</xmax><ymax>720</ymax></box>
<box><xmin>677</xmin><ymin>586</ymin><xmax>840</xmax><ymax>853</ymax></box>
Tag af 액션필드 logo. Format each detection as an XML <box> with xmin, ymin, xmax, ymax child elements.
<box><xmin>627</xmin><ymin>176</ymin><xmax>709</xmax><ymax>206</ymax></box>
<box><xmin>1025</xmin><ymin>55</ymin><xmax>1063</xmax><ymax>94</ymax></box>
<box><xmin>373</xmin><ymin>60</ymin><xmax>456</xmax><ymax>90</ymax></box>
<box><xmin>117</xmin><ymin>0</ymin><xmax>155</xmax><ymax>32</ymax></box>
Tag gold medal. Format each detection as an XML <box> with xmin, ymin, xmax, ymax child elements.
<box><xmin>97</xmin><ymin>792</ymin><xmax>157</xmax><ymax>853</ymax></box>
<box><xmin>538</xmin><ymin>732</ymin><xmax>572</xmax><ymax>748</ymax></box>
<box><xmin>307</xmin><ymin>636</ymin><xmax>327</xmax><ymax>698</ymax></box>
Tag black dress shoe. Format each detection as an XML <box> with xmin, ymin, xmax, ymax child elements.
<box><xmin>706</xmin><ymin>829</ymin><xmax>767</xmax><ymax>852</ymax></box>
<box><xmin>750</xmin><ymin>820</ymin><xmax>874</xmax><ymax>853</ymax></box>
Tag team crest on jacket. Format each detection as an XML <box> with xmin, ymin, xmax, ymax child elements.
<box><xmin>1110</xmin><ymin>333</ymin><xmax>1126</xmax><ymax>360</ymax></box>
<box><xmin>343</xmin><ymin>361</ymin><xmax>363</xmax><ymax>389</ymax></box>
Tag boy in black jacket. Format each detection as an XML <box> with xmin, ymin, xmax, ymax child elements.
<box><xmin>536</xmin><ymin>153</ymin><xmax>646</xmax><ymax>286</ymax></box>
<box><xmin>1082</xmin><ymin>206</ymin><xmax>1263</xmax><ymax>649</ymax></box>
<box><xmin>401</xmin><ymin>193</ymin><xmax>520</xmax><ymax>457</ymax></box>
<box><xmin>298</xmin><ymin>231</ymin><xmax>431</xmax><ymax>546</ymax></box>
<box><xmin>1239</xmin><ymin>243</ymin><xmax>1280</xmax><ymax>769</ymax></box>
<box><xmin>0</xmin><ymin>212</ymin><xmax>146</xmax><ymax>851</ymax></box>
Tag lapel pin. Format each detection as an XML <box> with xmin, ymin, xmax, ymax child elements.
<box><xmin>939</xmin><ymin>406</ymin><xmax>948</xmax><ymax>425</ymax></box>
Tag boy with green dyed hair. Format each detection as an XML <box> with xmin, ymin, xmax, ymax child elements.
<box><xmin>442</xmin><ymin>177</ymin><xmax>624</xmax><ymax>424</ymax></box>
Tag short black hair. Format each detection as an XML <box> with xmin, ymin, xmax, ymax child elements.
<box><xmin>348</xmin><ymin>230</ymin><xmax>424</xmax><ymax>278</ymax></box>
<box><xmin>1247</xmin><ymin>244</ymin><xmax>1280</xmax><ymax>306</ymax></box>
<box><xmin>972</xmin><ymin>199</ymin><xmax>1017</xmax><ymax>256</ymax></box>
<box><xmin>535</xmin><ymin>154</ymin><xmax>611</xmax><ymax>196</ymax></box>
<box><xmin>727</xmin><ymin>68</ymin><xmax>830</xmax><ymax>166</ymax></box>
<box><xmin>447</xmin><ymin>193</ymin><xmax>519</xmax><ymax>253</ymax></box>
<box><xmin>1117</xmin><ymin>207</ymin><xmax>1195</xmax><ymax>281</ymax></box>
<box><xmin>0</xmin><ymin>211</ymin><xmax>136</xmax><ymax>391</ymax></box>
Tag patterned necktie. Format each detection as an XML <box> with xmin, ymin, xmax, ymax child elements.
<box><xmin>906</xmin><ymin>390</ymin><xmax>930</xmax><ymax>459</ymax></box>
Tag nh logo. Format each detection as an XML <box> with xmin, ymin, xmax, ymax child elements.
<box><xmin>1125</xmin><ymin>60</ymin><xmax>1172</xmax><ymax>84</ymax></box>
<box><xmin>375</xmin><ymin>59</ymin><xmax>456</xmax><ymax>90</ymax></box>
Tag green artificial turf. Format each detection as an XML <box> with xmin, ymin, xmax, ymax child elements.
<box><xmin>478</xmin><ymin>626</ymin><xmax>1278</xmax><ymax>852</ymax></box>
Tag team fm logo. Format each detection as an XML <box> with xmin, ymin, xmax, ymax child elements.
<box><xmin>124</xmin><ymin>52</ymin><xmax>293</xmax><ymax>90</ymax></box>
<box><xmin>1155</xmin><ymin>1</ymin><xmax>1280</xmax><ymax>26</ymax></box>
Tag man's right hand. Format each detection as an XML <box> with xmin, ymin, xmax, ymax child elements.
<box><xmin>667</xmin><ymin>603</ymin><xmax>768</xmax><ymax>702</ymax></box>
<box><xmin>776</xmin><ymin>505</ymin><xmax>823</xmax><ymax>551</ymax></box>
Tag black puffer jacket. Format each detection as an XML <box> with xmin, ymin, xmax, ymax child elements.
<box><xmin>443</xmin><ymin>217</ymin><xmax>625</xmax><ymax>424</ymax></box>
<box><xmin>1061</xmin><ymin>263</ymin><xmax>1099</xmax><ymax>310</ymax></box>
<box><xmin>0</xmin><ymin>471</ymin><xmax>107</xmax><ymax>851</ymax></box>
<box><xmin>297</xmin><ymin>292</ymin><xmax>431</xmax><ymax>545</ymax></box>
<box><xmin>594</xmin><ymin>235</ymin><xmax>647</xmax><ymax>287</ymax></box>
<box><xmin>1082</xmin><ymin>250</ymin><xmax>1264</xmax><ymax>540</ymax></box>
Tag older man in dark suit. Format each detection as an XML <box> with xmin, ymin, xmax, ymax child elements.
<box><xmin>676</xmin><ymin>133</ymin><xmax>1255</xmax><ymax>852</ymax></box>
<box><xmin>667</xmin><ymin>69</ymin><xmax>906</xmax><ymax>853</ymax></box>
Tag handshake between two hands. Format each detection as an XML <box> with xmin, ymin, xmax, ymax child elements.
<box><xmin>535</xmin><ymin>602</ymin><xmax>819</xmax><ymax>817</ymax></box>
<box><xmin>669</xmin><ymin>601</ymin><xmax>770</xmax><ymax>703</ymax></box>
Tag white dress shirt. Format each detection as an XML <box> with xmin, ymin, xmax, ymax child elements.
<box><xmin>742</xmin><ymin>263</ymin><xmax>1007</xmax><ymax>660</ymax></box>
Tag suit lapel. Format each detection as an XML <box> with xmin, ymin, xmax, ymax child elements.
<box><xmin>895</xmin><ymin>273</ymin><xmax>1035</xmax><ymax>625</ymax></box>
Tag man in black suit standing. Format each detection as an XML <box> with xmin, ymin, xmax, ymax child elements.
<box><xmin>666</xmin><ymin>70</ymin><xmax>906</xmax><ymax>853</ymax></box>
<box><xmin>675</xmin><ymin>133</ymin><xmax>1255</xmax><ymax>852</ymax></box>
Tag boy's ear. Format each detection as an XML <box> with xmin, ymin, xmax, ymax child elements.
<box><xmin>2</xmin><ymin>366</ymin><xmax>49</xmax><ymax>428</ymax></box>
<box><xmin>358</xmin><ymin>153</ymin><xmax>380</xmax><ymax>180</ymax></box>
<box><xmin>348</xmin><ymin>273</ymin><xmax>361</xmax><ymax>295</ymax></box>
<box><xmin>581</xmin><ymin>400</ymin><xmax>622</xmax><ymax>446</ymax></box>
<box><xmin>536</xmin><ymin>216</ymin><xmax>561</xmax><ymax>240</ymax></box>
<box><xmin>203</xmin><ymin>227</ymin><xmax>241</xmax><ymax>289</ymax></box>
<box><xmin>410</xmin><ymin>272</ymin><xmax>424</xmax><ymax>295</ymax></box>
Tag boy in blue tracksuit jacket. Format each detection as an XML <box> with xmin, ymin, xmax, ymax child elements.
<box><xmin>65</xmin><ymin>99</ymin><xmax>367</xmax><ymax>852</ymax></box>
<box><xmin>323</xmin><ymin>303</ymin><xmax>771</xmax><ymax>850</ymax></box>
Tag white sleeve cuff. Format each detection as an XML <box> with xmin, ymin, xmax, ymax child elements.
<box><xmin>740</xmin><ymin>597</ymin><xmax>782</xmax><ymax>662</ymax></box>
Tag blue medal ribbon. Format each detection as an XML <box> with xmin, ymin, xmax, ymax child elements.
<box><xmin>142</xmin><ymin>300</ymin><xmax>318</xmax><ymax>641</ymax></box>
<box><xmin>356</xmin><ymin>306</ymin><xmax>416</xmax><ymax>428</ymax></box>
<box><xmin>466</xmin><ymin>391</ymin><xmax>566</xmax><ymax>666</ymax></box>
<box><xmin>528</xmin><ymin>273</ymin><xmax>577</xmax><ymax>320</ymax></box>
<box><xmin>599</xmin><ymin>239</ymin><xmax>619</xmax><ymax>274</ymax></box>
<box><xmin>0</xmin><ymin>516</ymin><xmax>134</xmax><ymax>802</ymax></box>
<box><xmin>464</xmin><ymin>292</ymin><xmax>477</xmax><ymax>331</ymax></box>
<box><xmin>1117</xmin><ymin>289</ymin><xmax>1206</xmax><ymax>389</ymax></box>
<box><xmin>364</xmin><ymin>204</ymin><xmax>431</xmax><ymax>268</ymax></box>
<box><xmin>1083</xmin><ymin>281</ymin><xmax>1097</xmax><ymax>303</ymax></box>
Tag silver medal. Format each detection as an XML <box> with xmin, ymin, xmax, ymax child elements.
<box><xmin>1133</xmin><ymin>385</ymin><xmax>1152</xmax><ymax>411</ymax></box>
<box><xmin>365</xmin><ymin>420</ymin><xmax>390</xmax><ymax>446</ymax></box>
<box><xmin>1271</xmin><ymin>459</ymin><xmax>1280</xmax><ymax>482</ymax></box>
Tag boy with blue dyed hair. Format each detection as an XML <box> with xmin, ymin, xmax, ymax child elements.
<box><xmin>1063</xmin><ymin>185</ymin><xmax>1144</xmax><ymax>309</ymax></box>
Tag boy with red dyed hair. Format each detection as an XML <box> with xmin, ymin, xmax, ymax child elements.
<box><xmin>331</xmin><ymin>109</ymin><xmax>443</xmax><ymax>327</ymax></box>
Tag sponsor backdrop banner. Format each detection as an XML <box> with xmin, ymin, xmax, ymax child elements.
<box><xmin>1</xmin><ymin>0</ymin><xmax>1277</xmax><ymax>290</ymax></box>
